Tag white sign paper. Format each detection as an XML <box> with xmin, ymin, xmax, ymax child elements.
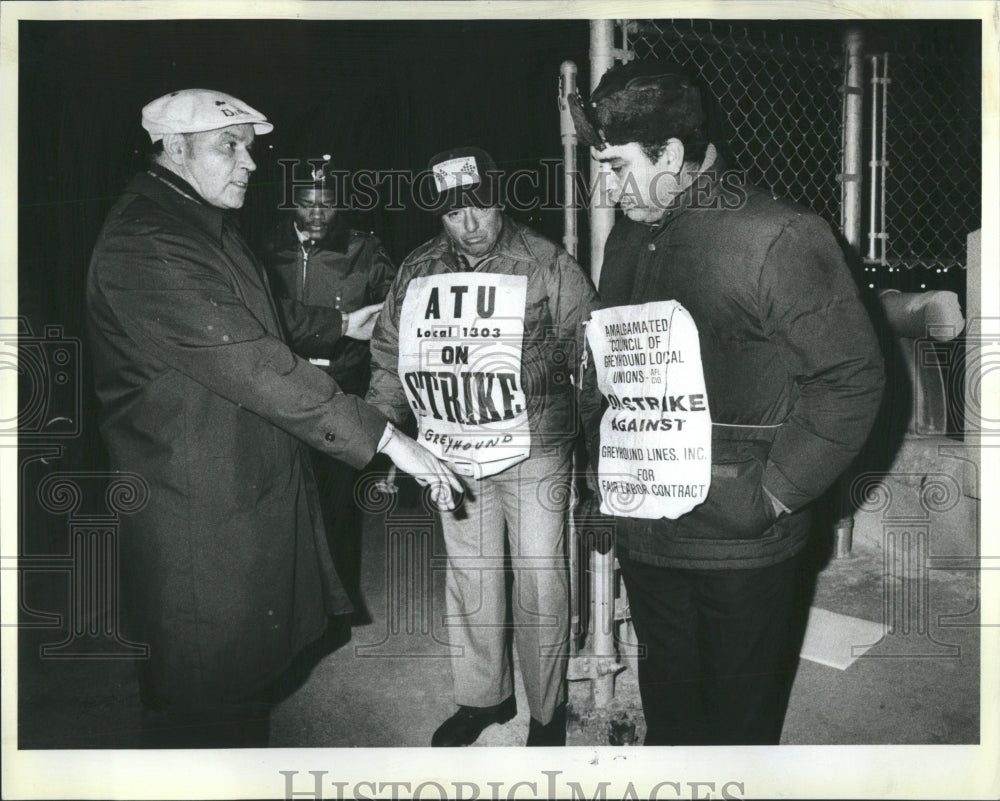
<box><xmin>398</xmin><ymin>272</ymin><xmax>530</xmax><ymax>478</ymax></box>
<box><xmin>587</xmin><ymin>300</ymin><xmax>712</xmax><ymax>518</ymax></box>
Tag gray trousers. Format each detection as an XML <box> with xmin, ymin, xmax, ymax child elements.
<box><xmin>441</xmin><ymin>443</ymin><xmax>571</xmax><ymax>724</ymax></box>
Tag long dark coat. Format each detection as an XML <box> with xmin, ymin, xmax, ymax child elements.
<box><xmin>86</xmin><ymin>167</ymin><xmax>388</xmax><ymax>706</ymax></box>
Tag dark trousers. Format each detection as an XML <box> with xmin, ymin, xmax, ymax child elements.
<box><xmin>618</xmin><ymin>549</ymin><xmax>806</xmax><ymax>745</ymax></box>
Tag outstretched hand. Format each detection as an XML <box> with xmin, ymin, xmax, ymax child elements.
<box><xmin>343</xmin><ymin>302</ymin><xmax>384</xmax><ymax>340</ymax></box>
<box><xmin>379</xmin><ymin>431</ymin><xmax>462</xmax><ymax>510</ymax></box>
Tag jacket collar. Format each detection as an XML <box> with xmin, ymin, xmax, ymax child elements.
<box><xmin>417</xmin><ymin>214</ymin><xmax>537</xmax><ymax>269</ymax></box>
<box><xmin>648</xmin><ymin>146</ymin><xmax>732</xmax><ymax>235</ymax></box>
<box><xmin>290</xmin><ymin>217</ymin><xmax>350</xmax><ymax>254</ymax></box>
<box><xmin>129</xmin><ymin>164</ymin><xmax>232</xmax><ymax>245</ymax></box>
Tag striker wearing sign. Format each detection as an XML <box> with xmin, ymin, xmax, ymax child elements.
<box><xmin>575</xmin><ymin>61</ymin><xmax>884</xmax><ymax>746</ymax></box>
<box><xmin>367</xmin><ymin>147</ymin><xmax>598</xmax><ymax>747</ymax></box>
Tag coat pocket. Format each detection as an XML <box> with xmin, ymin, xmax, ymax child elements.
<box><xmin>676</xmin><ymin>439</ymin><xmax>776</xmax><ymax>541</ymax></box>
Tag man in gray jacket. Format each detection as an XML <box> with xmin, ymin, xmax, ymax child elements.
<box><xmin>368</xmin><ymin>147</ymin><xmax>598</xmax><ymax>746</ymax></box>
<box><xmin>574</xmin><ymin>61</ymin><xmax>884</xmax><ymax>744</ymax></box>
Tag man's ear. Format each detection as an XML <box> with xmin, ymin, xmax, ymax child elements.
<box><xmin>161</xmin><ymin>134</ymin><xmax>187</xmax><ymax>166</ymax></box>
<box><xmin>658</xmin><ymin>138</ymin><xmax>685</xmax><ymax>174</ymax></box>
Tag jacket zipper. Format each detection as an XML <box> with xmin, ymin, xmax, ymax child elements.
<box><xmin>300</xmin><ymin>245</ymin><xmax>309</xmax><ymax>302</ymax></box>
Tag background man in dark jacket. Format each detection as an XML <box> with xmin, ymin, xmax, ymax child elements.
<box><xmin>264</xmin><ymin>156</ymin><xmax>398</xmax><ymax>612</ymax></box>
<box><xmin>86</xmin><ymin>89</ymin><xmax>459</xmax><ymax>747</ymax></box>
<box><xmin>264</xmin><ymin>155</ymin><xmax>397</xmax><ymax>396</ymax></box>
<box><xmin>574</xmin><ymin>61</ymin><xmax>885</xmax><ymax>744</ymax></box>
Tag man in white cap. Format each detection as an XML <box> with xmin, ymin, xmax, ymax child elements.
<box><xmin>367</xmin><ymin>146</ymin><xmax>599</xmax><ymax>746</ymax></box>
<box><xmin>86</xmin><ymin>89</ymin><xmax>460</xmax><ymax>747</ymax></box>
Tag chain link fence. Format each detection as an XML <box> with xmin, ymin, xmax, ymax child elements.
<box><xmin>621</xmin><ymin>19</ymin><xmax>981</xmax><ymax>277</ymax></box>
<box><xmin>624</xmin><ymin>19</ymin><xmax>845</xmax><ymax>226</ymax></box>
<box><xmin>876</xmin><ymin>22</ymin><xmax>981</xmax><ymax>271</ymax></box>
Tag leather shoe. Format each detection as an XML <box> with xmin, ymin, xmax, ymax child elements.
<box><xmin>527</xmin><ymin>703</ymin><xmax>567</xmax><ymax>746</ymax></box>
<box><xmin>431</xmin><ymin>697</ymin><xmax>516</xmax><ymax>747</ymax></box>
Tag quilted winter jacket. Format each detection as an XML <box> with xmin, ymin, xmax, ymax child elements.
<box><xmin>582</xmin><ymin>168</ymin><xmax>885</xmax><ymax>569</ymax></box>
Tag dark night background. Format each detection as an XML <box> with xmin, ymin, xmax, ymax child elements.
<box><xmin>18</xmin><ymin>19</ymin><xmax>593</xmax><ymax>479</ymax></box>
<box><xmin>16</xmin><ymin>16</ymin><xmax>980</xmax><ymax>527</ymax></box>
<box><xmin>18</xmin><ymin>19</ymin><xmax>594</xmax><ymax>317</ymax></box>
<box><xmin>11</xmin><ymin>16</ymin><xmax>984</xmax><ymax>757</ymax></box>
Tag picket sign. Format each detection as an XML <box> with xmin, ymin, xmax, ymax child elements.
<box><xmin>398</xmin><ymin>272</ymin><xmax>530</xmax><ymax>478</ymax></box>
<box><xmin>587</xmin><ymin>300</ymin><xmax>712</xmax><ymax>519</ymax></box>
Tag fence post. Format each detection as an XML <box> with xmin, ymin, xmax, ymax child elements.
<box><xmin>559</xmin><ymin>61</ymin><xmax>585</xmax><ymax>659</ymax></box>
<box><xmin>588</xmin><ymin>19</ymin><xmax>617</xmax><ymax>288</ymax></box>
<box><xmin>868</xmin><ymin>53</ymin><xmax>890</xmax><ymax>265</ymax></box>
<box><xmin>559</xmin><ymin>60</ymin><xmax>582</xmax><ymax>658</ymax></box>
<box><xmin>589</xmin><ymin>19</ymin><xmax>620</xmax><ymax>707</ymax></box>
<box><xmin>833</xmin><ymin>26</ymin><xmax>867</xmax><ymax>559</ymax></box>
<box><xmin>841</xmin><ymin>27</ymin><xmax>865</xmax><ymax>251</ymax></box>
<box><xmin>559</xmin><ymin>60</ymin><xmax>579</xmax><ymax>259</ymax></box>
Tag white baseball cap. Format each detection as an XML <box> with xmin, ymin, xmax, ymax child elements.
<box><xmin>141</xmin><ymin>88</ymin><xmax>273</xmax><ymax>143</ymax></box>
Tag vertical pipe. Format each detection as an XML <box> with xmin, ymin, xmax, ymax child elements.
<box><xmin>559</xmin><ymin>60</ymin><xmax>579</xmax><ymax>259</ymax></box>
<box><xmin>568</xmin><ymin>493</ymin><xmax>580</xmax><ymax>657</ymax></box>
<box><xmin>964</xmin><ymin>229</ymin><xmax>980</xmax><ymax>445</ymax></box>
<box><xmin>841</xmin><ymin>27</ymin><xmax>864</xmax><ymax>252</ymax></box>
<box><xmin>833</xmin><ymin>29</ymin><xmax>864</xmax><ymax>560</ymax></box>
<box><xmin>589</xmin><ymin>18</ymin><xmax>619</xmax><ymax>707</ymax></box>
<box><xmin>559</xmin><ymin>61</ymin><xmax>582</xmax><ymax>655</ymax></box>
<box><xmin>879</xmin><ymin>53</ymin><xmax>890</xmax><ymax>266</ymax></box>
<box><xmin>589</xmin><ymin>19</ymin><xmax>616</xmax><ymax>288</ymax></box>
<box><xmin>591</xmin><ymin>548</ymin><xmax>616</xmax><ymax>707</ymax></box>
<box><xmin>868</xmin><ymin>55</ymin><xmax>880</xmax><ymax>263</ymax></box>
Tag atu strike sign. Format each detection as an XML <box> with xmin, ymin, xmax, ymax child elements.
<box><xmin>398</xmin><ymin>272</ymin><xmax>531</xmax><ymax>478</ymax></box>
<box><xmin>586</xmin><ymin>300</ymin><xmax>712</xmax><ymax>519</ymax></box>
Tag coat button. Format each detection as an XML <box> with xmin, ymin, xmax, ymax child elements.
<box><xmin>648</xmin><ymin>242</ymin><xmax>656</xmax><ymax>251</ymax></box>
<box><xmin>325</xmin><ymin>432</ymin><xmax>336</xmax><ymax>443</ymax></box>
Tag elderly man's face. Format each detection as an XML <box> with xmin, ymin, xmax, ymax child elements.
<box><xmin>175</xmin><ymin>124</ymin><xmax>257</xmax><ymax>210</ymax></box>
<box><xmin>293</xmin><ymin>188</ymin><xmax>337</xmax><ymax>241</ymax></box>
<box><xmin>593</xmin><ymin>141</ymin><xmax>682</xmax><ymax>224</ymax></box>
<box><xmin>441</xmin><ymin>206</ymin><xmax>503</xmax><ymax>259</ymax></box>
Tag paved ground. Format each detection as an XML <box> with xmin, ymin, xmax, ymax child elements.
<box><xmin>17</xmin><ymin>478</ymin><xmax>980</xmax><ymax>750</ymax></box>
<box><xmin>268</xmin><ymin>480</ymin><xmax>981</xmax><ymax>748</ymax></box>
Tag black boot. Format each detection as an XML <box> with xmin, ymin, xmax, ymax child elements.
<box><xmin>527</xmin><ymin>703</ymin><xmax>567</xmax><ymax>746</ymax></box>
<box><xmin>431</xmin><ymin>696</ymin><xmax>517</xmax><ymax>747</ymax></box>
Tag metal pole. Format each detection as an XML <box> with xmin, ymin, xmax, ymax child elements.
<box><xmin>559</xmin><ymin>64</ymin><xmax>581</xmax><ymax>657</ymax></box>
<box><xmin>868</xmin><ymin>55</ymin><xmax>880</xmax><ymax>263</ymax></box>
<box><xmin>879</xmin><ymin>54</ymin><xmax>890</xmax><ymax>266</ymax></box>
<box><xmin>833</xmin><ymin>26</ymin><xmax>865</xmax><ymax>560</ymax></box>
<box><xmin>590</xmin><ymin>547</ymin><xmax>616</xmax><ymax>707</ymax></box>
<box><xmin>589</xmin><ymin>18</ymin><xmax>618</xmax><ymax>708</ymax></box>
<box><xmin>589</xmin><ymin>19</ymin><xmax>616</xmax><ymax>288</ymax></box>
<box><xmin>559</xmin><ymin>60</ymin><xmax>579</xmax><ymax>259</ymax></box>
<box><xmin>559</xmin><ymin>61</ymin><xmax>583</xmax><ymax>656</ymax></box>
<box><xmin>841</xmin><ymin>27</ymin><xmax>864</xmax><ymax>251</ymax></box>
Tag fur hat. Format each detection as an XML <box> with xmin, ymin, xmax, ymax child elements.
<box><xmin>571</xmin><ymin>60</ymin><xmax>706</xmax><ymax>150</ymax></box>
